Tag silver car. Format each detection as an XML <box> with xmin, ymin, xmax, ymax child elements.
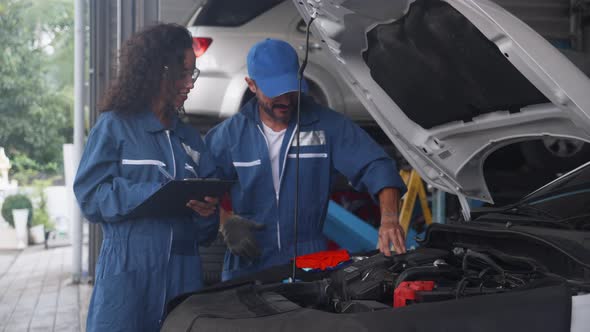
<box><xmin>184</xmin><ymin>0</ymin><xmax>590</xmax><ymax>184</ymax></box>
<box><xmin>163</xmin><ymin>2</ymin><xmax>590</xmax><ymax>331</ymax></box>
<box><xmin>184</xmin><ymin>0</ymin><xmax>369</xmax><ymax>124</ymax></box>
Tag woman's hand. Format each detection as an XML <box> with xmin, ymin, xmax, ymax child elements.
<box><xmin>186</xmin><ymin>196</ymin><xmax>219</xmax><ymax>217</ymax></box>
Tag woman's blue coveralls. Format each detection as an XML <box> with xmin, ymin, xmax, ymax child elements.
<box><xmin>74</xmin><ymin>110</ymin><xmax>219</xmax><ymax>332</ymax></box>
<box><xmin>205</xmin><ymin>97</ymin><xmax>405</xmax><ymax>281</ymax></box>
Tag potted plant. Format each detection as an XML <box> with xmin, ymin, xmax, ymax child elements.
<box><xmin>1</xmin><ymin>194</ymin><xmax>33</xmax><ymax>249</ymax></box>
<box><xmin>30</xmin><ymin>196</ymin><xmax>54</xmax><ymax>245</ymax></box>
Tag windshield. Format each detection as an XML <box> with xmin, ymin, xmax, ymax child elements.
<box><xmin>517</xmin><ymin>161</ymin><xmax>590</xmax><ymax>220</ymax></box>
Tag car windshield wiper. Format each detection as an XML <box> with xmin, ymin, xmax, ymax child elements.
<box><xmin>475</xmin><ymin>213</ymin><xmax>575</xmax><ymax>230</ymax></box>
<box><xmin>504</xmin><ymin>204</ymin><xmax>559</xmax><ymax>220</ymax></box>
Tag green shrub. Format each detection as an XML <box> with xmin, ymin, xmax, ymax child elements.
<box><xmin>1</xmin><ymin>194</ymin><xmax>33</xmax><ymax>228</ymax></box>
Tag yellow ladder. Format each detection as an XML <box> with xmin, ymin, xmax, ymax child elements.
<box><xmin>398</xmin><ymin>169</ymin><xmax>433</xmax><ymax>236</ymax></box>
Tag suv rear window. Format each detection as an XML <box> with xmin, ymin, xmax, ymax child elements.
<box><xmin>194</xmin><ymin>0</ymin><xmax>285</xmax><ymax>27</ymax></box>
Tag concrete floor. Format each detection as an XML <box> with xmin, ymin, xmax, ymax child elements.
<box><xmin>0</xmin><ymin>245</ymin><xmax>91</xmax><ymax>332</ymax></box>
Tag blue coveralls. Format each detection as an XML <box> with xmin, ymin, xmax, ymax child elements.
<box><xmin>74</xmin><ymin>110</ymin><xmax>219</xmax><ymax>332</ymax></box>
<box><xmin>205</xmin><ymin>97</ymin><xmax>405</xmax><ymax>281</ymax></box>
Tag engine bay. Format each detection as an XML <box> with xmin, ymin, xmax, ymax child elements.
<box><xmin>162</xmin><ymin>222</ymin><xmax>589</xmax><ymax>331</ymax></box>
<box><xmin>257</xmin><ymin>245</ymin><xmax>590</xmax><ymax>314</ymax></box>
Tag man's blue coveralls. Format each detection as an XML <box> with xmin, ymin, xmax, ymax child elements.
<box><xmin>205</xmin><ymin>96</ymin><xmax>405</xmax><ymax>281</ymax></box>
<box><xmin>74</xmin><ymin>110</ymin><xmax>219</xmax><ymax>332</ymax></box>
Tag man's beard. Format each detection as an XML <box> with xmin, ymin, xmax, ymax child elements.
<box><xmin>261</xmin><ymin>100</ymin><xmax>295</xmax><ymax>124</ymax></box>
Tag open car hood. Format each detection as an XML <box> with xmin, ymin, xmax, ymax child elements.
<box><xmin>293</xmin><ymin>0</ymin><xmax>590</xmax><ymax>218</ymax></box>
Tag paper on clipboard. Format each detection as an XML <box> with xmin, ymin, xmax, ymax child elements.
<box><xmin>128</xmin><ymin>178</ymin><xmax>235</xmax><ymax>219</ymax></box>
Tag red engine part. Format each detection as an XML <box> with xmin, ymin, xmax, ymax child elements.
<box><xmin>394</xmin><ymin>281</ymin><xmax>435</xmax><ymax>307</ymax></box>
<box><xmin>295</xmin><ymin>249</ymin><xmax>351</xmax><ymax>270</ymax></box>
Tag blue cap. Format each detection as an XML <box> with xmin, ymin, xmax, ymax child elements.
<box><xmin>247</xmin><ymin>38</ymin><xmax>308</xmax><ymax>98</ymax></box>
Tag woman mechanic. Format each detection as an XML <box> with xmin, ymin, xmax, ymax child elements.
<box><xmin>74</xmin><ymin>23</ymin><xmax>218</xmax><ymax>332</ymax></box>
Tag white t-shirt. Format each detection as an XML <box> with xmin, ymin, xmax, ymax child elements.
<box><xmin>261</xmin><ymin>122</ymin><xmax>287</xmax><ymax>195</ymax></box>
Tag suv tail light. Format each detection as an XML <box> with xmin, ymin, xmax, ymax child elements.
<box><xmin>192</xmin><ymin>37</ymin><xmax>212</xmax><ymax>58</ymax></box>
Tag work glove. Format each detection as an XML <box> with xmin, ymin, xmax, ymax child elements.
<box><xmin>221</xmin><ymin>215</ymin><xmax>265</xmax><ymax>260</ymax></box>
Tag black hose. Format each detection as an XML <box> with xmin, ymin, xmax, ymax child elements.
<box><xmin>257</xmin><ymin>280</ymin><xmax>330</xmax><ymax>307</ymax></box>
<box><xmin>394</xmin><ymin>264</ymin><xmax>459</xmax><ymax>288</ymax></box>
<box><xmin>462</xmin><ymin>249</ymin><xmax>506</xmax><ymax>282</ymax></box>
<box><xmin>479</xmin><ymin>247</ymin><xmax>546</xmax><ymax>274</ymax></box>
<box><xmin>292</xmin><ymin>13</ymin><xmax>316</xmax><ymax>281</ymax></box>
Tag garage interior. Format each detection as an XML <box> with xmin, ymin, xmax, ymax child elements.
<box><xmin>81</xmin><ymin>0</ymin><xmax>590</xmax><ymax>285</ymax></box>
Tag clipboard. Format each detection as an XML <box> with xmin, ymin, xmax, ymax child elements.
<box><xmin>128</xmin><ymin>178</ymin><xmax>235</xmax><ymax>219</ymax></box>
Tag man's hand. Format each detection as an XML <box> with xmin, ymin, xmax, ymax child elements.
<box><xmin>378</xmin><ymin>217</ymin><xmax>406</xmax><ymax>256</ymax></box>
<box><xmin>222</xmin><ymin>215</ymin><xmax>265</xmax><ymax>260</ymax></box>
<box><xmin>186</xmin><ymin>196</ymin><xmax>218</xmax><ymax>217</ymax></box>
<box><xmin>377</xmin><ymin>187</ymin><xmax>405</xmax><ymax>256</ymax></box>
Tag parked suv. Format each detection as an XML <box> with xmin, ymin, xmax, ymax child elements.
<box><xmin>185</xmin><ymin>0</ymin><xmax>590</xmax><ymax>177</ymax></box>
<box><xmin>184</xmin><ymin>0</ymin><xmax>368</xmax><ymax>127</ymax></box>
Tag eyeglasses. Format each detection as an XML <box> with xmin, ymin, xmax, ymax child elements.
<box><xmin>164</xmin><ymin>66</ymin><xmax>200</xmax><ymax>83</ymax></box>
<box><xmin>182</xmin><ymin>67</ymin><xmax>200</xmax><ymax>83</ymax></box>
<box><xmin>190</xmin><ymin>67</ymin><xmax>200</xmax><ymax>83</ymax></box>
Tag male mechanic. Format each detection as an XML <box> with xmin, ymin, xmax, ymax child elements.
<box><xmin>206</xmin><ymin>38</ymin><xmax>406</xmax><ymax>281</ymax></box>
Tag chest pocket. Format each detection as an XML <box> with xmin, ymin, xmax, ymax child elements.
<box><xmin>232</xmin><ymin>160</ymin><xmax>262</xmax><ymax>167</ymax></box>
<box><xmin>287</xmin><ymin>153</ymin><xmax>327</xmax><ymax>159</ymax></box>
<box><xmin>285</xmin><ymin>130</ymin><xmax>330</xmax><ymax>199</ymax></box>
<box><xmin>121</xmin><ymin>158</ymin><xmax>169</xmax><ymax>182</ymax></box>
<box><xmin>288</xmin><ymin>130</ymin><xmax>328</xmax><ymax>161</ymax></box>
<box><xmin>232</xmin><ymin>159</ymin><xmax>263</xmax><ymax>185</ymax></box>
<box><xmin>286</xmin><ymin>151</ymin><xmax>329</xmax><ymax>178</ymax></box>
<box><xmin>119</xmin><ymin>133</ymin><xmax>172</xmax><ymax>181</ymax></box>
<box><xmin>230</xmin><ymin>159</ymin><xmax>264</xmax><ymax>215</ymax></box>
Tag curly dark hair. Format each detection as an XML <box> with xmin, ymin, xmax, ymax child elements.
<box><xmin>99</xmin><ymin>23</ymin><xmax>193</xmax><ymax>114</ymax></box>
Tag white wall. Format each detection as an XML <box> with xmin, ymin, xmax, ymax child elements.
<box><xmin>44</xmin><ymin>186</ymin><xmax>71</xmax><ymax>232</ymax></box>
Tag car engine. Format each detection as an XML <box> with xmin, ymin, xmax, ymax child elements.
<box><xmin>256</xmin><ymin>246</ymin><xmax>588</xmax><ymax>314</ymax></box>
